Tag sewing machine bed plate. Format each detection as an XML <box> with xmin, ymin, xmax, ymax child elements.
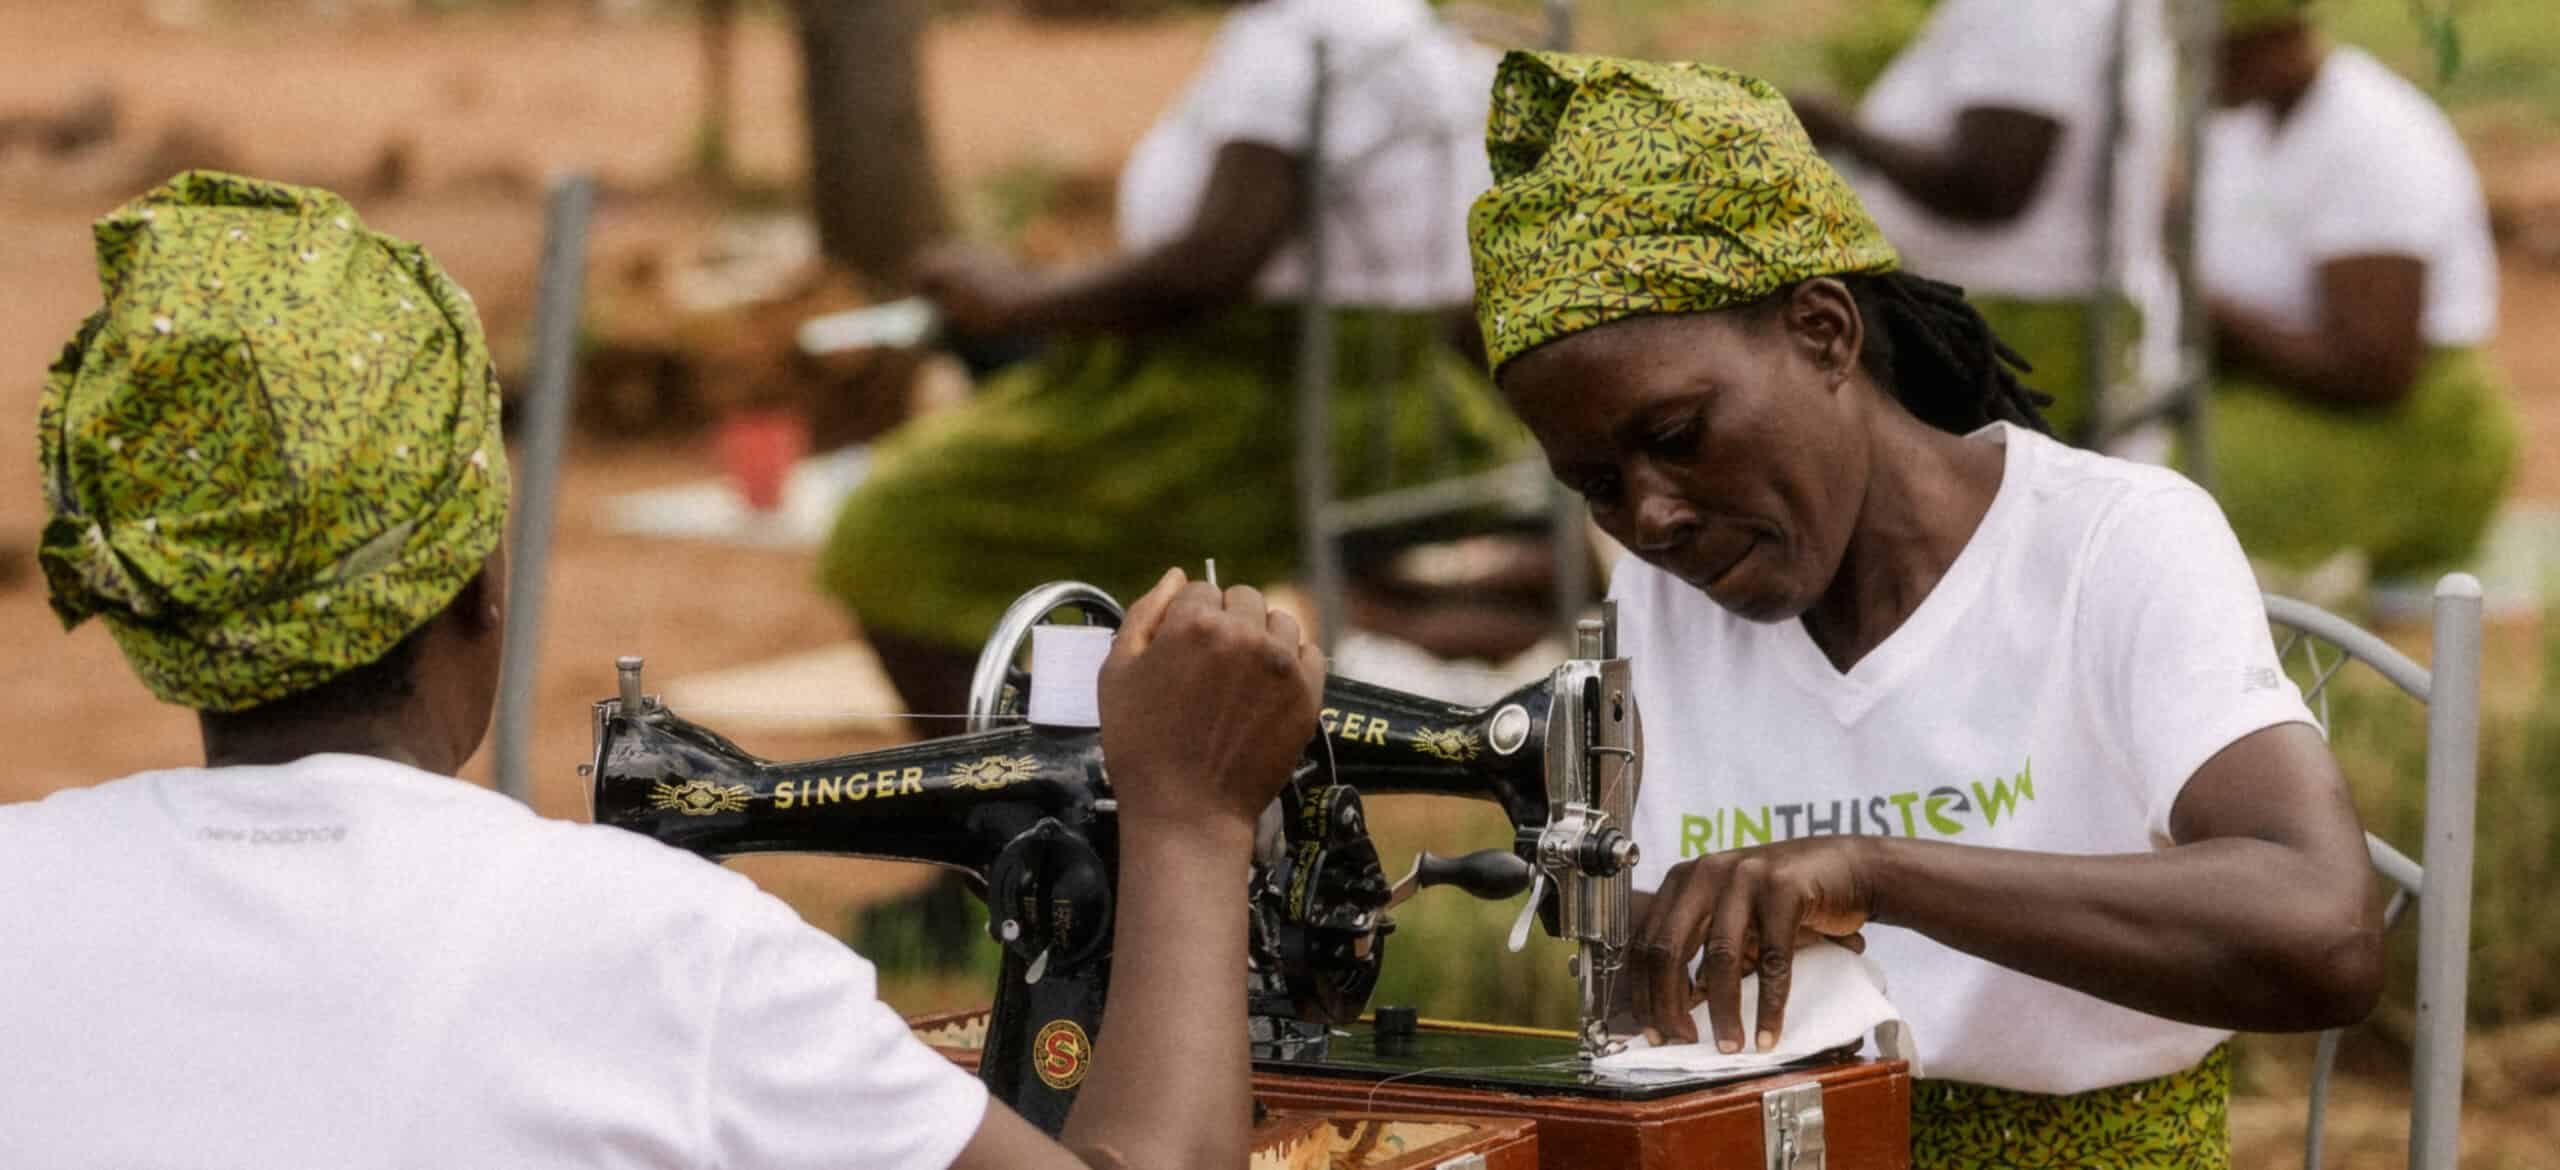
<box><xmin>910</xmin><ymin>1009</ymin><xmax>1911</xmax><ymax>1170</ymax></box>
<box><xmin>1253</xmin><ymin>1020</ymin><xmax>1913</xmax><ymax>1170</ymax></box>
<box><xmin>1254</xmin><ymin>1025</ymin><xmax>1848</xmax><ymax>1100</ymax></box>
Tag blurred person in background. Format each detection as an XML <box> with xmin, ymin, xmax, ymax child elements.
<box><xmin>4</xmin><ymin>171</ymin><xmax>1325</xmax><ymax>1170</ymax></box>
<box><xmin>2198</xmin><ymin>0</ymin><xmax>2516</xmax><ymax>582</ymax></box>
<box><xmin>1790</xmin><ymin>0</ymin><xmax>2172</xmax><ymax>446</ymax></box>
<box><xmin>822</xmin><ymin>0</ymin><xmax>1522</xmax><ymax>726</ymax></box>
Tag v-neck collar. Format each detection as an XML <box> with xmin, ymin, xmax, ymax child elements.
<box><xmin>1772</xmin><ymin>423</ymin><xmax>2028</xmax><ymax>724</ymax></box>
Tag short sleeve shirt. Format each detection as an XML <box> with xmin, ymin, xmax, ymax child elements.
<box><xmin>1612</xmin><ymin>424</ymin><xmax>2315</xmax><ymax>1094</ymax></box>
<box><xmin>2197</xmin><ymin>47</ymin><xmax>2498</xmax><ymax>346</ymax></box>
<box><xmin>0</xmin><ymin>755</ymin><xmax>989</xmax><ymax>1169</ymax></box>
<box><xmin>1849</xmin><ymin>0</ymin><xmax>2174</xmax><ymax>306</ymax></box>
<box><xmin>1112</xmin><ymin>0</ymin><xmax>1496</xmax><ymax>307</ymax></box>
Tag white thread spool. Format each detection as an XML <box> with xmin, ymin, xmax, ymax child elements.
<box><xmin>1027</xmin><ymin>625</ymin><xmax>1114</xmax><ymax>728</ymax></box>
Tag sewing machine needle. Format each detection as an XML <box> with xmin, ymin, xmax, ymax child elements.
<box><xmin>1205</xmin><ymin>558</ymin><xmax>1219</xmax><ymax>591</ymax></box>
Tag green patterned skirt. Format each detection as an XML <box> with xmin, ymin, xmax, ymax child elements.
<box><xmin>2208</xmin><ymin>346</ymin><xmax>2518</xmax><ymax>576</ymax></box>
<box><xmin>820</xmin><ymin>306</ymin><xmax>1525</xmax><ymax>648</ymax></box>
<box><xmin>1912</xmin><ymin>1045</ymin><xmax>2230</xmax><ymax>1169</ymax></box>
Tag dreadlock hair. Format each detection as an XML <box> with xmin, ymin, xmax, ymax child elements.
<box><xmin>1806</xmin><ymin>271</ymin><xmax>2056</xmax><ymax>438</ymax></box>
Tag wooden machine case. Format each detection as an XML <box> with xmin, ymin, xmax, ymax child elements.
<box><xmin>911</xmin><ymin>1009</ymin><xmax>1908</xmax><ymax>1170</ymax></box>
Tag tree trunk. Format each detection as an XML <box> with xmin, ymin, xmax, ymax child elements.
<box><xmin>695</xmin><ymin>0</ymin><xmax>738</xmax><ymax>188</ymax></box>
<box><xmin>791</xmin><ymin>0</ymin><xmax>946</xmax><ymax>289</ymax></box>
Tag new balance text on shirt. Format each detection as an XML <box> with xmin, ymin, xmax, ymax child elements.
<box><xmin>198</xmin><ymin>825</ymin><xmax>350</xmax><ymax>845</ymax></box>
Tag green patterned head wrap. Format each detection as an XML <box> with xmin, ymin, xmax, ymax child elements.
<box><xmin>1468</xmin><ymin>52</ymin><xmax>1901</xmax><ymax>372</ymax></box>
<box><xmin>36</xmin><ymin>170</ymin><xmax>510</xmax><ymax>712</ymax></box>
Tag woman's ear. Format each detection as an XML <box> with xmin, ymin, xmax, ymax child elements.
<box><xmin>459</xmin><ymin>544</ymin><xmax>507</xmax><ymax>635</ymax></box>
<box><xmin>1783</xmin><ymin>278</ymin><xmax>1864</xmax><ymax>383</ymax></box>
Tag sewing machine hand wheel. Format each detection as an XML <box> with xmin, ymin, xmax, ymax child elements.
<box><xmin>966</xmin><ymin>582</ymin><xmax>1125</xmax><ymax>733</ymax></box>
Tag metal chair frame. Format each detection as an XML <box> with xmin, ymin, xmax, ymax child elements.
<box><xmin>2262</xmin><ymin>574</ymin><xmax>2481</xmax><ymax>1170</ymax></box>
<box><xmin>1295</xmin><ymin>9</ymin><xmax>1587</xmax><ymax>654</ymax></box>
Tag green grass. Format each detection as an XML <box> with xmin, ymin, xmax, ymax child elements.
<box><xmin>2322</xmin><ymin>0</ymin><xmax>2560</xmax><ymax>131</ymax></box>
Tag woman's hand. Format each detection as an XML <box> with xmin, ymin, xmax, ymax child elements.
<box><xmin>915</xmin><ymin>243</ymin><xmax>1041</xmax><ymax>337</ymax></box>
<box><xmin>1632</xmin><ymin>838</ymin><xmax>1875</xmax><ymax>1053</ymax></box>
<box><xmin>1098</xmin><ymin>569</ymin><xmax>1325</xmax><ymax>840</ymax></box>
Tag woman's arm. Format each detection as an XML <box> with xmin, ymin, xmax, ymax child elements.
<box><xmin>1790</xmin><ymin>97</ymin><xmax>2061</xmax><ymax>227</ymax></box>
<box><xmin>947</xmin><ymin>572</ymin><xmax>1326</xmax><ymax>1170</ymax></box>
<box><xmin>922</xmin><ymin>142</ymin><xmax>1303</xmax><ymax>337</ymax></box>
<box><xmin>1631</xmin><ymin>721</ymin><xmax>2384</xmax><ymax>1053</ymax></box>
<box><xmin>2212</xmin><ymin>254</ymin><xmax>2428</xmax><ymax>407</ymax></box>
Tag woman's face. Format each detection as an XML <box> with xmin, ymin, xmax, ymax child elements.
<box><xmin>1497</xmin><ymin>285</ymin><xmax>1871</xmax><ymax>623</ymax></box>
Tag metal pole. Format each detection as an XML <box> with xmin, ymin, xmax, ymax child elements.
<box><xmin>1543</xmin><ymin>0</ymin><xmax>1587</xmax><ymax>641</ymax></box>
<box><xmin>1298</xmin><ymin>41</ymin><xmax>1345</xmax><ymax>653</ymax></box>
<box><xmin>2166</xmin><ymin>0</ymin><xmax>2217</xmax><ymax>489</ymax></box>
<box><xmin>2411</xmin><ymin>572</ymin><xmax>2482</xmax><ymax>1170</ymax></box>
<box><xmin>494</xmin><ymin>173</ymin><xmax>596</xmax><ymax>804</ymax></box>
<box><xmin>2078</xmin><ymin>0</ymin><xmax>2130</xmax><ymax>448</ymax></box>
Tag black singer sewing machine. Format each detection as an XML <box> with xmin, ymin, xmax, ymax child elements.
<box><xmin>588</xmin><ymin>581</ymin><xmax>1702</xmax><ymax>1136</ymax></box>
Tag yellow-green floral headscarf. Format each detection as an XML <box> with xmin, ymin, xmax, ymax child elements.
<box><xmin>1468</xmin><ymin>52</ymin><xmax>1900</xmax><ymax>372</ymax></box>
<box><xmin>36</xmin><ymin>171</ymin><xmax>509</xmax><ymax>712</ymax></box>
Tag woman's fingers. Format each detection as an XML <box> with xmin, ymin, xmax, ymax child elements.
<box><xmin>1697</xmin><ymin>869</ymin><xmax>1757</xmax><ymax>1054</ymax></box>
<box><xmin>1112</xmin><ymin>567</ymin><xmax>1188</xmax><ymax>657</ymax></box>
<box><xmin>1753</xmin><ymin>885</ymin><xmax>1806</xmax><ymax>1052</ymax></box>
<box><xmin>1633</xmin><ymin>862</ymin><xmax>1698</xmax><ymax>1041</ymax></box>
<box><xmin>1631</xmin><ymin>848</ymin><xmax>1859</xmax><ymax>1052</ymax></box>
<box><xmin>1793</xmin><ymin>925</ymin><xmax>1866</xmax><ymax>955</ymax></box>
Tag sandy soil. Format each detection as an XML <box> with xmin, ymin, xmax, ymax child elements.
<box><xmin>4</xmin><ymin>2</ymin><xmax>2558</xmax><ymax>1159</ymax></box>
<box><xmin>0</xmin><ymin>0</ymin><xmax>1211</xmax><ymax>803</ymax></box>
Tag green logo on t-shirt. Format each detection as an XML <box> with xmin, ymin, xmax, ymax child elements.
<box><xmin>1676</xmin><ymin>759</ymin><xmax>2037</xmax><ymax>857</ymax></box>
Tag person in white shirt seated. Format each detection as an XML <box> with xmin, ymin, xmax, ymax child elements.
<box><xmin>824</xmin><ymin>0</ymin><xmax>1526</xmax><ymax>732</ymax></box>
<box><xmin>2198</xmin><ymin>1</ymin><xmax>2518</xmax><ymax>581</ymax></box>
<box><xmin>7</xmin><ymin>171</ymin><xmax>1326</xmax><ymax>1170</ymax></box>
<box><xmin>1468</xmin><ymin>53</ymin><xmax>2381</xmax><ymax>1167</ymax></box>
<box><xmin>1789</xmin><ymin>0</ymin><xmax>2172</xmax><ymax>447</ymax></box>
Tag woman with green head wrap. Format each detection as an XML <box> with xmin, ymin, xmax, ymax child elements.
<box><xmin>1472</xmin><ymin>53</ymin><xmax>2379</xmax><ymax>1167</ymax></box>
<box><xmin>8</xmin><ymin>171</ymin><xmax>1368</xmax><ymax>1170</ymax></box>
<box><xmin>36</xmin><ymin>169</ymin><xmax>514</xmax><ymax>765</ymax></box>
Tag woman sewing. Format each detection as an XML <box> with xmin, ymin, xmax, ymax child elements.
<box><xmin>2200</xmin><ymin>2</ymin><xmax>2517</xmax><ymax>581</ymax></box>
<box><xmin>824</xmin><ymin>0</ymin><xmax>1521</xmax><ymax>723</ymax></box>
<box><xmin>1468</xmin><ymin>53</ymin><xmax>2380</xmax><ymax>1165</ymax></box>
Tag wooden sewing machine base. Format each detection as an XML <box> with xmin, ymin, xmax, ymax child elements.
<box><xmin>910</xmin><ymin>1008</ymin><xmax>1909</xmax><ymax>1169</ymax></box>
<box><xmin>1252</xmin><ymin>1019</ymin><xmax>1909</xmax><ymax>1170</ymax></box>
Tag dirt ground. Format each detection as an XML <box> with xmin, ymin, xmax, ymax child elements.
<box><xmin>5</xmin><ymin>2</ymin><xmax>2560</xmax><ymax>1162</ymax></box>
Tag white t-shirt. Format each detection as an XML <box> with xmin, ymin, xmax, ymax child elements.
<box><xmin>0</xmin><ymin>754</ymin><xmax>988</xmax><ymax>1169</ymax></box>
<box><xmin>1613</xmin><ymin>423</ymin><xmax>2316</xmax><ymax>1095</ymax></box>
<box><xmin>2197</xmin><ymin>47</ymin><xmax>2498</xmax><ymax>346</ymax></box>
<box><xmin>1848</xmin><ymin>0</ymin><xmax>2173</xmax><ymax>307</ymax></box>
<box><xmin>1114</xmin><ymin>0</ymin><xmax>1495</xmax><ymax>308</ymax></box>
